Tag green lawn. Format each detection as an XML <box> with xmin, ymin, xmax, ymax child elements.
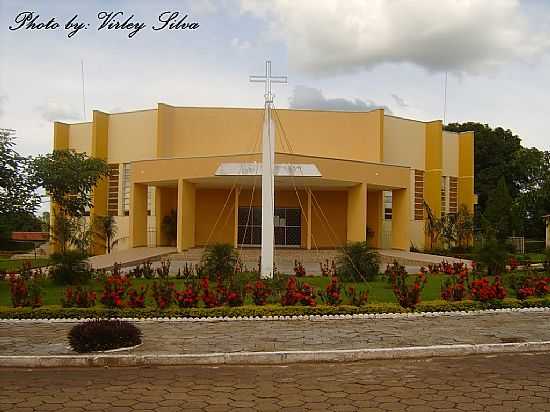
<box><xmin>513</xmin><ymin>253</ymin><xmax>548</xmax><ymax>263</ymax></box>
<box><xmin>0</xmin><ymin>273</ymin><xmax>503</xmax><ymax>307</ymax></box>
<box><xmin>0</xmin><ymin>258</ymin><xmax>50</xmax><ymax>272</ymax></box>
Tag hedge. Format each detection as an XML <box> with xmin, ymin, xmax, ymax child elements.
<box><xmin>0</xmin><ymin>298</ymin><xmax>549</xmax><ymax>320</ymax></box>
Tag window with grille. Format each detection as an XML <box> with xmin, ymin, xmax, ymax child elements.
<box><xmin>121</xmin><ymin>163</ymin><xmax>152</xmax><ymax>216</ymax></box>
<box><xmin>122</xmin><ymin>163</ymin><xmax>155</xmax><ymax>216</ymax></box>
<box><xmin>414</xmin><ymin>170</ymin><xmax>424</xmax><ymax>220</ymax></box>
<box><xmin>107</xmin><ymin>164</ymin><xmax>119</xmax><ymax>216</ymax></box>
<box><xmin>441</xmin><ymin>176</ymin><xmax>447</xmax><ymax>217</ymax></box>
<box><xmin>384</xmin><ymin>191</ymin><xmax>392</xmax><ymax>220</ymax></box>
<box><xmin>147</xmin><ymin>186</ymin><xmax>153</xmax><ymax>216</ymax></box>
<box><xmin>449</xmin><ymin>176</ymin><xmax>458</xmax><ymax>214</ymax></box>
<box><xmin>122</xmin><ymin>163</ymin><xmax>131</xmax><ymax>216</ymax></box>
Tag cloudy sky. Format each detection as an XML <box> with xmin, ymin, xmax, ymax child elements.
<box><xmin>1</xmin><ymin>0</ymin><xmax>549</xmax><ymax>162</ymax></box>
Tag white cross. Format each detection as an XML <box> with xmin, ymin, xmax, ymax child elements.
<box><xmin>248</xmin><ymin>61</ymin><xmax>287</xmax><ymax>278</ymax></box>
<box><xmin>250</xmin><ymin>60</ymin><xmax>287</xmax><ymax>104</ymax></box>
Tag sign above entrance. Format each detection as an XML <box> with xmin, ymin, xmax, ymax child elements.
<box><xmin>215</xmin><ymin>163</ymin><xmax>322</xmax><ymax>177</ymax></box>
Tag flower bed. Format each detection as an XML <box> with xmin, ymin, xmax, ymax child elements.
<box><xmin>1</xmin><ymin>297</ymin><xmax>549</xmax><ymax>320</ymax></box>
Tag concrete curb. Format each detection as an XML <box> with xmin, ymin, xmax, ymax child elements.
<box><xmin>2</xmin><ymin>341</ymin><xmax>550</xmax><ymax>368</ymax></box>
<box><xmin>1</xmin><ymin>306</ymin><xmax>549</xmax><ymax>323</ymax></box>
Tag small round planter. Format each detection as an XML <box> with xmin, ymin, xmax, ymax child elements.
<box><xmin>66</xmin><ymin>342</ymin><xmax>143</xmax><ymax>353</ymax></box>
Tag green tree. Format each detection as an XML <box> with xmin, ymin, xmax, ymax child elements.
<box><xmin>0</xmin><ymin>212</ymin><xmax>42</xmax><ymax>250</ymax></box>
<box><xmin>514</xmin><ymin>149</ymin><xmax>550</xmax><ymax>238</ymax></box>
<box><xmin>0</xmin><ymin>129</ymin><xmax>40</xmax><ymax>216</ymax></box>
<box><xmin>444</xmin><ymin>122</ymin><xmax>523</xmax><ymax>211</ymax></box>
<box><xmin>50</xmin><ymin>213</ymin><xmax>74</xmax><ymax>254</ymax></box>
<box><xmin>475</xmin><ymin>238</ymin><xmax>508</xmax><ymax>276</ymax></box>
<box><xmin>32</xmin><ymin>150</ymin><xmax>109</xmax><ymax>218</ymax></box>
<box><xmin>484</xmin><ymin>177</ymin><xmax>514</xmax><ymax>240</ymax></box>
<box><xmin>445</xmin><ymin>122</ymin><xmax>550</xmax><ymax>239</ymax></box>
<box><xmin>0</xmin><ymin>129</ymin><xmax>41</xmax><ymax>249</ymax></box>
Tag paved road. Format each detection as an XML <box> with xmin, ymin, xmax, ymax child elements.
<box><xmin>1</xmin><ymin>352</ymin><xmax>550</xmax><ymax>411</ymax></box>
<box><xmin>2</xmin><ymin>311</ymin><xmax>550</xmax><ymax>356</ymax></box>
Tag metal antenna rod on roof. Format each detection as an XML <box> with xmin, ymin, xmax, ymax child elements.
<box><xmin>81</xmin><ymin>59</ymin><xmax>86</xmax><ymax>121</ymax></box>
<box><xmin>443</xmin><ymin>71</ymin><xmax>448</xmax><ymax>125</ymax></box>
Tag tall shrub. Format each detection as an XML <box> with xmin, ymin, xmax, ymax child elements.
<box><xmin>475</xmin><ymin>238</ymin><xmax>508</xmax><ymax>275</ymax></box>
<box><xmin>49</xmin><ymin>250</ymin><xmax>91</xmax><ymax>284</ymax></box>
<box><xmin>201</xmin><ymin>243</ymin><xmax>238</xmax><ymax>279</ymax></box>
<box><xmin>161</xmin><ymin>209</ymin><xmax>178</xmax><ymax>246</ymax></box>
<box><xmin>336</xmin><ymin>241</ymin><xmax>379</xmax><ymax>282</ymax></box>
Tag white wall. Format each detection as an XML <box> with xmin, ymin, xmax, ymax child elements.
<box><xmin>383</xmin><ymin>116</ymin><xmax>425</xmax><ymax>170</ymax></box>
<box><xmin>443</xmin><ymin>131</ymin><xmax>459</xmax><ymax>177</ymax></box>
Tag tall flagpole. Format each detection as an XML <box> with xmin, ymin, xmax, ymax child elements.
<box><xmin>250</xmin><ymin>61</ymin><xmax>287</xmax><ymax>278</ymax></box>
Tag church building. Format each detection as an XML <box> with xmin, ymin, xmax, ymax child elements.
<box><xmin>52</xmin><ymin>104</ymin><xmax>474</xmax><ymax>255</ymax></box>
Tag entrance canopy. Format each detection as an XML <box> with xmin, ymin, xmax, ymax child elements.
<box><xmin>215</xmin><ymin>162</ymin><xmax>322</xmax><ymax>177</ymax></box>
<box><xmin>128</xmin><ymin>152</ymin><xmax>412</xmax><ymax>253</ymax></box>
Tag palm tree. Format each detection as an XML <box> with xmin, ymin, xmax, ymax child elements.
<box><xmin>423</xmin><ymin>201</ymin><xmax>442</xmax><ymax>250</ymax></box>
<box><xmin>94</xmin><ymin>215</ymin><xmax>118</xmax><ymax>254</ymax></box>
<box><xmin>162</xmin><ymin>209</ymin><xmax>178</xmax><ymax>246</ymax></box>
<box><xmin>455</xmin><ymin>204</ymin><xmax>474</xmax><ymax>249</ymax></box>
<box><xmin>440</xmin><ymin>213</ymin><xmax>457</xmax><ymax>250</ymax></box>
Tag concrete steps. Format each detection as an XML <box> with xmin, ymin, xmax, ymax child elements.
<box><xmin>87</xmin><ymin>246</ymin><xmax>471</xmax><ymax>275</ymax></box>
<box><xmin>170</xmin><ymin>247</ymin><xmax>471</xmax><ymax>274</ymax></box>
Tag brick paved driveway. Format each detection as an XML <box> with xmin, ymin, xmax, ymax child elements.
<box><xmin>1</xmin><ymin>352</ymin><xmax>550</xmax><ymax>411</ymax></box>
<box><xmin>2</xmin><ymin>311</ymin><xmax>550</xmax><ymax>356</ymax></box>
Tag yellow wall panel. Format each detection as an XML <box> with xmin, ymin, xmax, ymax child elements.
<box><xmin>347</xmin><ymin>183</ymin><xmax>367</xmax><ymax>243</ymax></box>
<box><xmin>54</xmin><ymin>122</ymin><xmax>69</xmax><ymax>150</ymax></box>
<box><xmin>311</xmin><ymin>191</ymin><xmax>347</xmax><ymax>248</ymax></box>
<box><xmin>68</xmin><ymin>122</ymin><xmax>92</xmax><ymax>154</ymax></box>
<box><xmin>195</xmin><ymin>189</ymin><xmax>235</xmax><ymax>246</ymax></box>
<box><xmin>177</xmin><ymin>179</ymin><xmax>196</xmax><ymax>251</ymax></box>
<box><xmin>90</xmin><ymin>111</ymin><xmax>109</xmax><ymax>255</ymax></box>
<box><xmin>109</xmin><ymin>110</ymin><xmax>157</xmax><ymax>163</ymax></box>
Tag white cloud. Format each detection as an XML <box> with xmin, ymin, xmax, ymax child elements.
<box><xmin>0</xmin><ymin>96</ymin><xmax>7</xmax><ymax>118</ymax></box>
<box><xmin>192</xmin><ymin>0</ymin><xmax>222</xmax><ymax>15</ymax></box>
<box><xmin>289</xmin><ymin>85</ymin><xmax>391</xmax><ymax>113</ymax></box>
<box><xmin>34</xmin><ymin>101</ymin><xmax>81</xmax><ymax>122</ymax></box>
<box><xmin>231</xmin><ymin>37</ymin><xmax>251</xmax><ymax>50</ymax></box>
<box><xmin>240</xmin><ymin>0</ymin><xmax>550</xmax><ymax>75</ymax></box>
<box><xmin>391</xmin><ymin>93</ymin><xmax>408</xmax><ymax>109</ymax></box>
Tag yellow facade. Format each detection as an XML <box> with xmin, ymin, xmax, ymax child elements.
<box><xmin>458</xmin><ymin>131</ymin><xmax>475</xmax><ymax>213</ymax></box>
<box><xmin>346</xmin><ymin>183</ymin><xmax>367</xmax><ymax>243</ymax></box>
<box><xmin>53</xmin><ymin>104</ymin><xmax>474</xmax><ymax>254</ymax></box>
<box><xmin>90</xmin><ymin>111</ymin><xmax>109</xmax><ymax>255</ymax></box>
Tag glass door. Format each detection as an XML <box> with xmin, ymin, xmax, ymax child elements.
<box><xmin>238</xmin><ymin>207</ymin><xmax>301</xmax><ymax>246</ymax></box>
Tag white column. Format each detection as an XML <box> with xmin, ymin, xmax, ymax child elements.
<box><xmin>261</xmin><ymin>104</ymin><xmax>275</xmax><ymax>278</ymax></box>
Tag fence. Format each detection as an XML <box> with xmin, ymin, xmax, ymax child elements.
<box><xmin>507</xmin><ymin>237</ymin><xmax>546</xmax><ymax>254</ymax></box>
<box><xmin>509</xmin><ymin>237</ymin><xmax>525</xmax><ymax>254</ymax></box>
